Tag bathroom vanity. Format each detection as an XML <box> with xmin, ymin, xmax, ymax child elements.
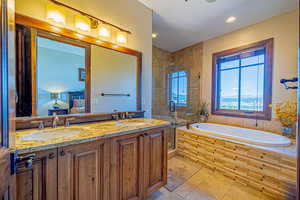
<box><xmin>15</xmin><ymin>119</ymin><xmax>169</xmax><ymax>200</ymax></box>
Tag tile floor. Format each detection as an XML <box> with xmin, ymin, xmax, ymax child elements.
<box><xmin>146</xmin><ymin>156</ymin><xmax>277</xmax><ymax>200</ymax></box>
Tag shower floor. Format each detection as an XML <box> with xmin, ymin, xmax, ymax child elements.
<box><xmin>146</xmin><ymin>156</ymin><xmax>277</xmax><ymax>200</ymax></box>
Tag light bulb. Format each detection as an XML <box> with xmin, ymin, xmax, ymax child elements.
<box><xmin>98</xmin><ymin>24</ymin><xmax>111</xmax><ymax>38</ymax></box>
<box><xmin>116</xmin><ymin>31</ymin><xmax>127</xmax><ymax>44</ymax></box>
<box><xmin>46</xmin><ymin>3</ymin><xmax>66</xmax><ymax>25</ymax></box>
<box><xmin>75</xmin><ymin>15</ymin><xmax>91</xmax><ymax>32</ymax></box>
<box><xmin>152</xmin><ymin>33</ymin><xmax>158</xmax><ymax>38</ymax></box>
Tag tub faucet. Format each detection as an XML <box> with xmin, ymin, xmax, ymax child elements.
<box><xmin>52</xmin><ymin>113</ymin><xmax>59</xmax><ymax>128</ymax></box>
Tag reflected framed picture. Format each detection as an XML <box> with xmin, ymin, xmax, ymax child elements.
<box><xmin>78</xmin><ymin>68</ymin><xmax>86</xmax><ymax>82</ymax></box>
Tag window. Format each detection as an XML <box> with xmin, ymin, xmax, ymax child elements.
<box><xmin>168</xmin><ymin>70</ymin><xmax>188</xmax><ymax>107</ymax></box>
<box><xmin>212</xmin><ymin>39</ymin><xmax>273</xmax><ymax>120</ymax></box>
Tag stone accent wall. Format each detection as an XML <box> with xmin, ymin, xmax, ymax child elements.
<box><xmin>176</xmin><ymin>128</ymin><xmax>297</xmax><ymax>199</ymax></box>
<box><xmin>152</xmin><ymin>43</ymin><xmax>203</xmax><ymax>119</ymax></box>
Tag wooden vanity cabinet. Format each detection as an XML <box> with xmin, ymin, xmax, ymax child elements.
<box><xmin>143</xmin><ymin>129</ymin><xmax>167</xmax><ymax>196</ymax></box>
<box><xmin>16</xmin><ymin>127</ymin><xmax>168</xmax><ymax>200</ymax></box>
<box><xmin>110</xmin><ymin>132</ymin><xmax>145</xmax><ymax>200</ymax></box>
<box><xmin>57</xmin><ymin>139</ymin><xmax>110</xmax><ymax>200</ymax></box>
<box><xmin>110</xmin><ymin>128</ymin><xmax>167</xmax><ymax>200</ymax></box>
<box><xmin>16</xmin><ymin>149</ymin><xmax>58</xmax><ymax>200</ymax></box>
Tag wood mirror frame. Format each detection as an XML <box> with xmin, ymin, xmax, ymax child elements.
<box><xmin>15</xmin><ymin>13</ymin><xmax>142</xmax><ymax>118</ymax></box>
<box><xmin>30</xmin><ymin>29</ymin><xmax>91</xmax><ymax>116</ymax></box>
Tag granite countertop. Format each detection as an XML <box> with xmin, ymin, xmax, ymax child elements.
<box><xmin>15</xmin><ymin>118</ymin><xmax>170</xmax><ymax>154</ymax></box>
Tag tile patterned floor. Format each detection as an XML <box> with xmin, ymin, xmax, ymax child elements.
<box><xmin>146</xmin><ymin>156</ymin><xmax>277</xmax><ymax>200</ymax></box>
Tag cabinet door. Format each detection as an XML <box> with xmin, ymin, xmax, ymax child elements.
<box><xmin>16</xmin><ymin>149</ymin><xmax>58</xmax><ymax>200</ymax></box>
<box><xmin>0</xmin><ymin>148</ymin><xmax>10</xmax><ymax>199</ymax></box>
<box><xmin>57</xmin><ymin>140</ymin><xmax>109</xmax><ymax>200</ymax></box>
<box><xmin>143</xmin><ymin>128</ymin><xmax>167</xmax><ymax>196</ymax></box>
<box><xmin>110</xmin><ymin>132</ymin><xmax>144</xmax><ymax>200</ymax></box>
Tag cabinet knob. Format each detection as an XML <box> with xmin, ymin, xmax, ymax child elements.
<box><xmin>25</xmin><ymin>159</ymin><xmax>33</xmax><ymax>168</ymax></box>
<box><xmin>16</xmin><ymin>153</ymin><xmax>36</xmax><ymax>168</ymax></box>
<box><xmin>60</xmin><ymin>151</ymin><xmax>66</xmax><ymax>156</ymax></box>
<box><xmin>48</xmin><ymin>153</ymin><xmax>55</xmax><ymax>159</ymax></box>
<box><xmin>144</xmin><ymin>133</ymin><xmax>148</xmax><ymax>136</ymax></box>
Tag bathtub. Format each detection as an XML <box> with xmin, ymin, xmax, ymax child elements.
<box><xmin>190</xmin><ymin>123</ymin><xmax>291</xmax><ymax>147</ymax></box>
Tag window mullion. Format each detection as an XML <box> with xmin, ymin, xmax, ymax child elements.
<box><xmin>238</xmin><ymin>57</ymin><xmax>242</xmax><ymax>110</ymax></box>
<box><xmin>217</xmin><ymin>62</ymin><xmax>221</xmax><ymax>109</ymax></box>
<box><xmin>177</xmin><ymin>76</ymin><xmax>179</xmax><ymax>105</ymax></box>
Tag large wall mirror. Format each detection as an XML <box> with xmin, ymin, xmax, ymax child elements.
<box><xmin>16</xmin><ymin>22</ymin><xmax>141</xmax><ymax>118</ymax></box>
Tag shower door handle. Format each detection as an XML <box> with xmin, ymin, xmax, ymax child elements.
<box><xmin>169</xmin><ymin>101</ymin><xmax>176</xmax><ymax>112</ymax></box>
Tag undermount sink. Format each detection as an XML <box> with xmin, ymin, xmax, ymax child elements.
<box><xmin>115</xmin><ymin>121</ymin><xmax>146</xmax><ymax>127</ymax></box>
<box><xmin>20</xmin><ymin>128</ymin><xmax>82</xmax><ymax>141</ymax></box>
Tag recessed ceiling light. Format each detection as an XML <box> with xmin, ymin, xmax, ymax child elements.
<box><xmin>226</xmin><ymin>16</ymin><xmax>236</xmax><ymax>23</ymax></box>
<box><xmin>185</xmin><ymin>0</ymin><xmax>216</xmax><ymax>2</ymax></box>
<box><xmin>152</xmin><ymin>33</ymin><xmax>158</xmax><ymax>38</ymax></box>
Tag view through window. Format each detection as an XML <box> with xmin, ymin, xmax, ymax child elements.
<box><xmin>168</xmin><ymin>70</ymin><xmax>188</xmax><ymax>107</ymax></box>
<box><xmin>212</xmin><ymin>39</ymin><xmax>273</xmax><ymax>119</ymax></box>
<box><xmin>218</xmin><ymin>48</ymin><xmax>265</xmax><ymax>111</ymax></box>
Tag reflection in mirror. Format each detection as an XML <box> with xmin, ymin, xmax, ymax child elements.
<box><xmin>36</xmin><ymin>37</ymin><xmax>87</xmax><ymax>116</ymax></box>
<box><xmin>15</xmin><ymin>24</ymin><xmax>140</xmax><ymax>118</ymax></box>
<box><xmin>91</xmin><ymin>45</ymin><xmax>137</xmax><ymax>113</ymax></box>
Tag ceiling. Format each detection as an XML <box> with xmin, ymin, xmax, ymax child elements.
<box><xmin>138</xmin><ymin>0</ymin><xmax>299</xmax><ymax>52</ymax></box>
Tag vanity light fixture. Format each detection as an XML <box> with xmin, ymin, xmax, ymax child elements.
<box><xmin>98</xmin><ymin>23</ymin><xmax>111</xmax><ymax>38</ymax></box>
<box><xmin>46</xmin><ymin>2</ymin><xmax>66</xmax><ymax>25</ymax></box>
<box><xmin>75</xmin><ymin>15</ymin><xmax>91</xmax><ymax>32</ymax></box>
<box><xmin>116</xmin><ymin>31</ymin><xmax>128</xmax><ymax>44</ymax></box>
<box><xmin>226</xmin><ymin>16</ymin><xmax>237</xmax><ymax>23</ymax></box>
<box><xmin>46</xmin><ymin>0</ymin><xmax>132</xmax><ymax>46</ymax></box>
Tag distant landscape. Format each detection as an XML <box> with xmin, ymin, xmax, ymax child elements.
<box><xmin>220</xmin><ymin>96</ymin><xmax>263</xmax><ymax>111</ymax></box>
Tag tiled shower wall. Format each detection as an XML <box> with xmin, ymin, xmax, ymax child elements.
<box><xmin>152</xmin><ymin>47</ymin><xmax>173</xmax><ymax>117</ymax></box>
<box><xmin>152</xmin><ymin>43</ymin><xmax>203</xmax><ymax>119</ymax></box>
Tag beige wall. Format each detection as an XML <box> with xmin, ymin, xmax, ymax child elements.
<box><xmin>202</xmin><ymin>10</ymin><xmax>299</xmax><ymax>132</ymax></box>
<box><xmin>16</xmin><ymin>0</ymin><xmax>153</xmax><ymax>117</ymax></box>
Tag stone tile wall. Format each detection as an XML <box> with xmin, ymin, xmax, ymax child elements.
<box><xmin>152</xmin><ymin>43</ymin><xmax>203</xmax><ymax>119</ymax></box>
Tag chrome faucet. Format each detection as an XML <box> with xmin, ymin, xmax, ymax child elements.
<box><xmin>30</xmin><ymin>120</ymin><xmax>45</xmax><ymax>129</ymax></box>
<box><xmin>112</xmin><ymin>109</ymin><xmax>119</xmax><ymax>120</ymax></box>
<box><xmin>52</xmin><ymin>113</ymin><xmax>59</xmax><ymax>128</ymax></box>
<box><xmin>64</xmin><ymin>117</ymin><xmax>76</xmax><ymax>127</ymax></box>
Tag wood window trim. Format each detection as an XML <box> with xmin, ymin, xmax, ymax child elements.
<box><xmin>211</xmin><ymin>38</ymin><xmax>273</xmax><ymax>120</ymax></box>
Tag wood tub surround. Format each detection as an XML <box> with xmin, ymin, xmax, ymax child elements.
<box><xmin>15</xmin><ymin>119</ymin><xmax>169</xmax><ymax>200</ymax></box>
<box><xmin>176</xmin><ymin>127</ymin><xmax>297</xmax><ymax>200</ymax></box>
